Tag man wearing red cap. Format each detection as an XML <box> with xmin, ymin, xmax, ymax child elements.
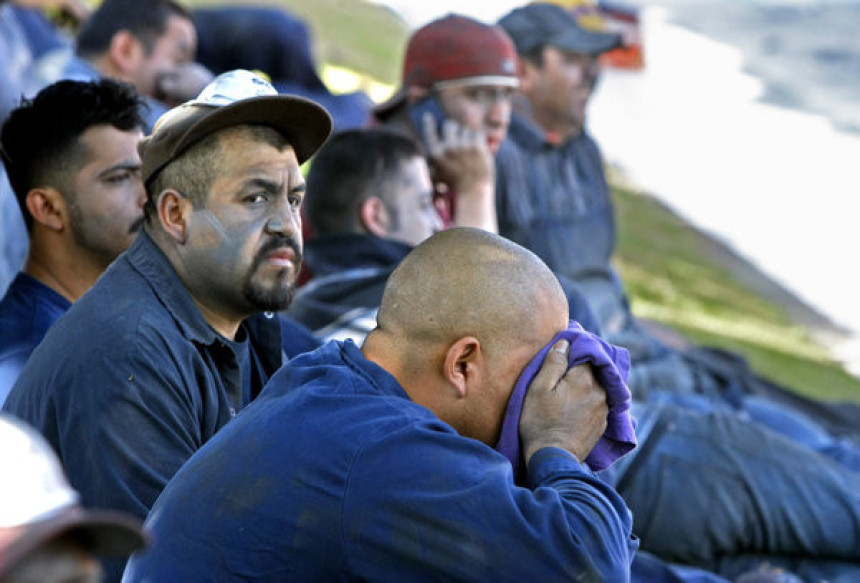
<box><xmin>373</xmin><ymin>13</ymin><xmax>519</xmax><ymax>233</ymax></box>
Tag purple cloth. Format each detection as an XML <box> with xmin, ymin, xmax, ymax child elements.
<box><xmin>495</xmin><ymin>321</ymin><xmax>637</xmax><ymax>480</ymax></box>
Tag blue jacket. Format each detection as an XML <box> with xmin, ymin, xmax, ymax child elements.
<box><xmin>124</xmin><ymin>340</ymin><xmax>637</xmax><ymax>582</ymax></box>
<box><xmin>0</xmin><ymin>272</ymin><xmax>70</xmax><ymax>405</ymax></box>
<box><xmin>3</xmin><ymin>229</ymin><xmax>283</xmax><ymax>581</ymax></box>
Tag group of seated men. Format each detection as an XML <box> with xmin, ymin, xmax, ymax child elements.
<box><xmin>1</xmin><ymin>2</ymin><xmax>859</xmax><ymax>582</ymax></box>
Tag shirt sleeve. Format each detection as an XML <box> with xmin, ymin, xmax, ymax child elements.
<box><xmin>341</xmin><ymin>421</ymin><xmax>637</xmax><ymax>582</ymax></box>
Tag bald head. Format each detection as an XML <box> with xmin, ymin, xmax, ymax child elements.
<box><xmin>364</xmin><ymin>228</ymin><xmax>568</xmax><ymax>445</ymax></box>
<box><xmin>377</xmin><ymin>228</ymin><xmax>566</xmax><ymax>349</ymax></box>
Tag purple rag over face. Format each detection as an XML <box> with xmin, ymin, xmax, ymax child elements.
<box><xmin>494</xmin><ymin>320</ymin><xmax>637</xmax><ymax>482</ymax></box>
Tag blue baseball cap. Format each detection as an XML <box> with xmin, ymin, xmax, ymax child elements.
<box><xmin>498</xmin><ymin>3</ymin><xmax>622</xmax><ymax>56</ymax></box>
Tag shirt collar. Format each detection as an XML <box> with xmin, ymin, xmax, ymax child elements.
<box><xmin>125</xmin><ymin>229</ymin><xmax>222</xmax><ymax>345</ymax></box>
<box><xmin>508</xmin><ymin>111</ymin><xmax>586</xmax><ymax>150</ymax></box>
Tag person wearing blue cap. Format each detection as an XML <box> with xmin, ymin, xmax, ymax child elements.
<box><xmin>496</xmin><ymin>4</ymin><xmax>860</xmax><ymax>582</ymax></box>
<box><xmin>3</xmin><ymin>69</ymin><xmax>332</xmax><ymax>582</ymax></box>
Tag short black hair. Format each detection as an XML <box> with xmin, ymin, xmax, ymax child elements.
<box><xmin>76</xmin><ymin>0</ymin><xmax>192</xmax><ymax>57</ymax></box>
<box><xmin>0</xmin><ymin>79</ymin><xmax>145</xmax><ymax>231</ymax></box>
<box><xmin>305</xmin><ymin>128</ymin><xmax>424</xmax><ymax>236</ymax></box>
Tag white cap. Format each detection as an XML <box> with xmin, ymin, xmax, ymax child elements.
<box><xmin>0</xmin><ymin>415</ymin><xmax>147</xmax><ymax>575</ymax></box>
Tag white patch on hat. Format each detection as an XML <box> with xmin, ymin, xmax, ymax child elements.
<box><xmin>189</xmin><ymin>69</ymin><xmax>279</xmax><ymax>107</ymax></box>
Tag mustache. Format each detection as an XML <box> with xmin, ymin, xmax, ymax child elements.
<box><xmin>255</xmin><ymin>236</ymin><xmax>302</xmax><ymax>267</ymax></box>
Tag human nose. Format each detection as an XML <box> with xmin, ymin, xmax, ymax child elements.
<box><xmin>486</xmin><ymin>96</ymin><xmax>510</xmax><ymax>128</ymax></box>
<box><xmin>264</xmin><ymin>200</ymin><xmax>299</xmax><ymax>237</ymax></box>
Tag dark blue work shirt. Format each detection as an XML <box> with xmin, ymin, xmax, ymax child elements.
<box><xmin>124</xmin><ymin>340</ymin><xmax>637</xmax><ymax>582</ymax></box>
<box><xmin>0</xmin><ymin>272</ymin><xmax>71</xmax><ymax>405</ymax></box>
<box><xmin>3</xmin><ymin>229</ymin><xmax>283</xmax><ymax>522</ymax></box>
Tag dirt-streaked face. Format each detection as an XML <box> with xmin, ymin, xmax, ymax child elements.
<box><xmin>179</xmin><ymin>127</ymin><xmax>304</xmax><ymax>318</ymax></box>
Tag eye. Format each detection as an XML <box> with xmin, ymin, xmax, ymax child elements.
<box><xmin>288</xmin><ymin>193</ymin><xmax>303</xmax><ymax>209</ymax></box>
<box><xmin>104</xmin><ymin>169</ymin><xmax>137</xmax><ymax>184</ymax></box>
<box><xmin>245</xmin><ymin>193</ymin><xmax>268</xmax><ymax>205</ymax></box>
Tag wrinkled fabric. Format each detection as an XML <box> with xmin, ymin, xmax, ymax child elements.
<box><xmin>496</xmin><ymin>320</ymin><xmax>636</xmax><ymax>479</ymax></box>
<box><xmin>124</xmin><ymin>340</ymin><xmax>637</xmax><ymax>582</ymax></box>
<box><xmin>3</xmin><ymin>230</ymin><xmax>282</xmax><ymax>582</ymax></box>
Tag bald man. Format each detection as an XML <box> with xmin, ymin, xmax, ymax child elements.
<box><xmin>124</xmin><ymin>227</ymin><xmax>636</xmax><ymax>582</ymax></box>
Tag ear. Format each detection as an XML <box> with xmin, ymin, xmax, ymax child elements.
<box><xmin>25</xmin><ymin>188</ymin><xmax>67</xmax><ymax>232</ymax></box>
<box><xmin>157</xmin><ymin>189</ymin><xmax>192</xmax><ymax>244</ymax></box>
<box><xmin>359</xmin><ymin>196</ymin><xmax>390</xmax><ymax>237</ymax></box>
<box><xmin>107</xmin><ymin>30</ymin><xmax>144</xmax><ymax>76</ymax></box>
<box><xmin>442</xmin><ymin>337</ymin><xmax>483</xmax><ymax>399</ymax></box>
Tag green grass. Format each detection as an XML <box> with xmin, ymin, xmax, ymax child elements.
<box><xmin>185</xmin><ymin>0</ymin><xmax>860</xmax><ymax>404</ymax></box>
<box><xmin>189</xmin><ymin>0</ymin><xmax>409</xmax><ymax>86</ymax></box>
<box><xmin>612</xmin><ymin>180</ymin><xmax>860</xmax><ymax>404</ymax></box>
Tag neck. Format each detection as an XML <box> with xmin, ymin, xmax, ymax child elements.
<box><xmin>191</xmin><ymin>298</ymin><xmax>243</xmax><ymax>341</ymax></box>
<box><xmin>23</xmin><ymin>236</ymin><xmax>106</xmax><ymax>303</ymax></box>
<box><xmin>532</xmin><ymin>112</ymin><xmax>582</xmax><ymax>143</ymax></box>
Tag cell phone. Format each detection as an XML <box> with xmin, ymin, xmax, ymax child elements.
<box><xmin>408</xmin><ymin>95</ymin><xmax>447</xmax><ymax>148</ymax></box>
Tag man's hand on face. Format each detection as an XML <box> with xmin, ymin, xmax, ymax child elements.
<box><xmin>421</xmin><ymin>113</ymin><xmax>494</xmax><ymax>194</ymax></box>
<box><xmin>421</xmin><ymin>113</ymin><xmax>498</xmax><ymax>232</ymax></box>
<box><xmin>519</xmin><ymin>339</ymin><xmax>609</xmax><ymax>464</ymax></box>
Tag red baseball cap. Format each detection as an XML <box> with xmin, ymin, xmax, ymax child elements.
<box><xmin>375</xmin><ymin>14</ymin><xmax>518</xmax><ymax>119</ymax></box>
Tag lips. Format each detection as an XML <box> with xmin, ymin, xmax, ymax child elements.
<box><xmin>263</xmin><ymin>247</ymin><xmax>296</xmax><ymax>268</ymax></box>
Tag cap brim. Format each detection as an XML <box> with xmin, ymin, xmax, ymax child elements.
<box><xmin>178</xmin><ymin>94</ymin><xmax>332</xmax><ymax>165</ymax></box>
<box><xmin>0</xmin><ymin>507</ymin><xmax>147</xmax><ymax>575</ymax></box>
<box><xmin>551</xmin><ymin>28</ymin><xmax>622</xmax><ymax>55</ymax></box>
<box><xmin>372</xmin><ymin>87</ymin><xmax>408</xmax><ymax>123</ymax></box>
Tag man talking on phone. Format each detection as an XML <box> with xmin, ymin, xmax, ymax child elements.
<box><xmin>372</xmin><ymin>14</ymin><xmax>519</xmax><ymax>233</ymax></box>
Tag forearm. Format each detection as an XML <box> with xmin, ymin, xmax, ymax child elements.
<box><xmin>451</xmin><ymin>179</ymin><xmax>498</xmax><ymax>233</ymax></box>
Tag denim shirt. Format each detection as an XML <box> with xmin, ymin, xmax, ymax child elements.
<box><xmin>124</xmin><ymin>340</ymin><xmax>637</xmax><ymax>582</ymax></box>
<box><xmin>3</xmin><ymin>230</ymin><xmax>282</xmax><ymax>524</ymax></box>
<box><xmin>0</xmin><ymin>272</ymin><xmax>71</xmax><ymax>405</ymax></box>
<box><xmin>496</xmin><ymin>113</ymin><xmax>633</xmax><ymax>333</ymax></box>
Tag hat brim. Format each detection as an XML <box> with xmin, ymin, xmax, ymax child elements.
<box><xmin>372</xmin><ymin>87</ymin><xmax>408</xmax><ymax>123</ymax></box>
<box><xmin>176</xmin><ymin>94</ymin><xmax>332</xmax><ymax>165</ymax></box>
<box><xmin>0</xmin><ymin>506</ymin><xmax>147</xmax><ymax>576</ymax></box>
<box><xmin>549</xmin><ymin>28</ymin><xmax>622</xmax><ymax>55</ymax></box>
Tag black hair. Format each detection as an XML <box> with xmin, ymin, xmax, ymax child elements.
<box><xmin>0</xmin><ymin>78</ymin><xmax>145</xmax><ymax>231</ymax></box>
<box><xmin>76</xmin><ymin>0</ymin><xmax>191</xmax><ymax>57</ymax></box>
<box><xmin>305</xmin><ymin>128</ymin><xmax>424</xmax><ymax>236</ymax></box>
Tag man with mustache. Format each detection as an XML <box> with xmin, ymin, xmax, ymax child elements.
<box><xmin>3</xmin><ymin>69</ymin><xmax>332</xmax><ymax>582</ymax></box>
<box><xmin>0</xmin><ymin>78</ymin><xmax>146</xmax><ymax>405</ymax></box>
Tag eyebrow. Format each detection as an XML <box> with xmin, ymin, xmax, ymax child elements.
<box><xmin>244</xmin><ymin>177</ymin><xmax>306</xmax><ymax>195</ymax></box>
<box><xmin>96</xmin><ymin>162</ymin><xmax>141</xmax><ymax>179</ymax></box>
